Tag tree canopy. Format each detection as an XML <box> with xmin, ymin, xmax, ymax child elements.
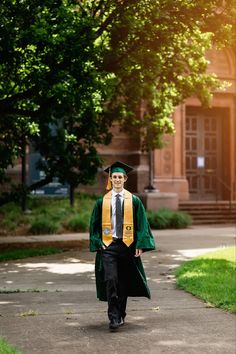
<box><xmin>0</xmin><ymin>0</ymin><xmax>235</xmax><ymax>191</ymax></box>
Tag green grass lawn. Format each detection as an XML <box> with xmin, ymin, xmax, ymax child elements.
<box><xmin>175</xmin><ymin>246</ymin><xmax>236</xmax><ymax>313</ymax></box>
<box><xmin>0</xmin><ymin>338</ymin><xmax>22</xmax><ymax>354</ymax></box>
<box><xmin>0</xmin><ymin>247</ymin><xmax>64</xmax><ymax>262</ymax></box>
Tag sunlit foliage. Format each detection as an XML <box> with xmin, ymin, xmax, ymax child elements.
<box><xmin>0</xmin><ymin>0</ymin><xmax>235</xmax><ymax>189</ymax></box>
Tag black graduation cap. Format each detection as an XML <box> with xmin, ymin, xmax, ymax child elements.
<box><xmin>104</xmin><ymin>161</ymin><xmax>133</xmax><ymax>190</ymax></box>
<box><xmin>104</xmin><ymin>161</ymin><xmax>133</xmax><ymax>175</ymax></box>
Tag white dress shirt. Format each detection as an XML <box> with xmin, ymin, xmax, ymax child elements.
<box><xmin>111</xmin><ymin>189</ymin><xmax>124</xmax><ymax>238</ymax></box>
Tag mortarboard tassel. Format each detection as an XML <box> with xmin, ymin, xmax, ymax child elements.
<box><xmin>106</xmin><ymin>168</ymin><xmax>112</xmax><ymax>190</ymax></box>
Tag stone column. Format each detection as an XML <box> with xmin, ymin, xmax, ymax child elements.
<box><xmin>153</xmin><ymin>105</ymin><xmax>189</xmax><ymax>201</ymax></box>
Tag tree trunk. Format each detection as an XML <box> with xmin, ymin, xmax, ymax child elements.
<box><xmin>21</xmin><ymin>140</ymin><xmax>27</xmax><ymax>212</ymax></box>
<box><xmin>69</xmin><ymin>184</ymin><xmax>75</xmax><ymax>207</ymax></box>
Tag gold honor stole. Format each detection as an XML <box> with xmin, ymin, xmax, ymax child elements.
<box><xmin>102</xmin><ymin>189</ymin><xmax>134</xmax><ymax>247</ymax></box>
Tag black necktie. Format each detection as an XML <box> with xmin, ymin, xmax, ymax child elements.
<box><xmin>116</xmin><ymin>194</ymin><xmax>122</xmax><ymax>238</ymax></box>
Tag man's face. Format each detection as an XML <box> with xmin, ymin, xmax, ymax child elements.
<box><xmin>110</xmin><ymin>172</ymin><xmax>127</xmax><ymax>190</ymax></box>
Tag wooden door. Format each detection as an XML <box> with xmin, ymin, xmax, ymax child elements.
<box><xmin>186</xmin><ymin>108</ymin><xmax>222</xmax><ymax>200</ymax></box>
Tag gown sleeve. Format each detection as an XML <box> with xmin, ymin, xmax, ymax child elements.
<box><xmin>89</xmin><ymin>198</ymin><xmax>103</xmax><ymax>252</ymax></box>
<box><xmin>134</xmin><ymin>196</ymin><xmax>156</xmax><ymax>251</ymax></box>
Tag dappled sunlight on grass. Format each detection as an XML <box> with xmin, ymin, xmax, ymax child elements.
<box><xmin>180</xmin><ymin>270</ymin><xmax>206</xmax><ymax>278</ymax></box>
<box><xmin>199</xmin><ymin>246</ymin><xmax>236</xmax><ymax>263</ymax></box>
<box><xmin>177</xmin><ymin>248</ymin><xmax>222</xmax><ymax>259</ymax></box>
<box><xmin>175</xmin><ymin>246</ymin><xmax>236</xmax><ymax>313</ymax></box>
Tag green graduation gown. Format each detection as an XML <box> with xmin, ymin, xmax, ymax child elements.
<box><xmin>89</xmin><ymin>194</ymin><xmax>156</xmax><ymax>301</ymax></box>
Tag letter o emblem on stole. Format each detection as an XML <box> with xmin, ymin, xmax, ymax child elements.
<box><xmin>103</xmin><ymin>228</ymin><xmax>111</xmax><ymax>235</ymax></box>
<box><xmin>126</xmin><ymin>226</ymin><xmax>132</xmax><ymax>230</ymax></box>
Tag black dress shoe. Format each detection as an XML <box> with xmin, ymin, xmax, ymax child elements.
<box><xmin>119</xmin><ymin>317</ymin><xmax>125</xmax><ymax>326</ymax></box>
<box><xmin>109</xmin><ymin>320</ymin><xmax>120</xmax><ymax>330</ymax></box>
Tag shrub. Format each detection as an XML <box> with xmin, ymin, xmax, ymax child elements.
<box><xmin>66</xmin><ymin>214</ymin><xmax>89</xmax><ymax>232</ymax></box>
<box><xmin>0</xmin><ymin>193</ymin><xmax>99</xmax><ymax>235</ymax></box>
<box><xmin>30</xmin><ymin>217</ymin><xmax>59</xmax><ymax>234</ymax></box>
<box><xmin>0</xmin><ymin>203</ymin><xmax>26</xmax><ymax>234</ymax></box>
<box><xmin>170</xmin><ymin>211</ymin><xmax>192</xmax><ymax>229</ymax></box>
<box><xmin>147</xmin><ymin>209</ymin><xmax>170</xmax><ymax>229</ymax></box>
<box><xmin>147</xmin><ymin>208</ymin><xmax>192</xmax><ymax>229</ymax></box>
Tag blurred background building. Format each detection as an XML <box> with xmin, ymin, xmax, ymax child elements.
<box><xmin>84</xmin><ymin>47</ymin><xmax>236</xmax><ymax>223</ymax></box>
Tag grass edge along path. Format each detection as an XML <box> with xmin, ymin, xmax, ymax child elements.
<box><xmin>0</xmin><ymin>247</ymin><xmax>64</xmax><ymax>262</ymax></box>
<box><xmin>0</xmin><ymin>337</ymin><xmax>23</xmax><ymax>354</ymax></box>
<box><xmin>175</xmin><ymin>246</ymin><xmax>236</xmax><ymax>313</ymax></box>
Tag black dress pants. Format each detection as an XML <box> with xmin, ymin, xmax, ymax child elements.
<box><xmin>101</xmin><ymin>240</ymin><xmax>133</xmax><ymax>322</ymax></box>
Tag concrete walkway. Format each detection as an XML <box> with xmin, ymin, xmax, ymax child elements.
<box><xmin>0</xmin><ymin>226</ymin><xmax>235</xmax><ymax>354</ymax></box>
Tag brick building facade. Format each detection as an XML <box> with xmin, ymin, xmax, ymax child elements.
<box><xmin>88</xmin><ymin>48</ymin><xmax>236</xmax><ymax>205</ymax></box>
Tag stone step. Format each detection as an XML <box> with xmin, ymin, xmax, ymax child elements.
<box><xmin>193</xmin><ymin>220</ymin><xmax>235</xmax><ymax>225</ymax></box>
<box><xmin>187</xmin><ymin>210</ymin><xmax>236</xmax><ymax>217</ymax></box>
<box><xmin>178</xmin><ymin>201</ymin><xmax>236</xmax><ymax>224</ymax></box>
<box><xmin>180</xmin><ymin>209</ymin><xmax>236</xmax><ymax>214</ymax></box>
<box><xmin>179</xmin><ymin>203</ymin><xmax>236</xmax><ymax>210</ymax></box>
<box><xmin>191</xmin><ymin>216</ymin><xmax>236</xmax><ymax>224</ymax></box>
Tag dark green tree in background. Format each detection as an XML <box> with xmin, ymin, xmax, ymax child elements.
<box><xmin>0</xmin><ymin>0</ymin><xmax>235</xmax><ymax>206</ymax></box>
<box><xmin>0</xmin><ymin>0</ymin><xmax>115</xmax><ymax>206</ymax></box>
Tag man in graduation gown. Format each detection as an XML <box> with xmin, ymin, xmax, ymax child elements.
<box><xmin>89</xmin><ymin>161</ymin><xmax>155</xmax><ymax>331</ymax></box>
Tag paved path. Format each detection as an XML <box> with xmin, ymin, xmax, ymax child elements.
<box><xmin>0</xmin><ymin>226</ymin><xmax>235</xmax><ymax>354</ymax></box>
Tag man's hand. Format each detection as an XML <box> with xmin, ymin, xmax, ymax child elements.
<box><xmin>100</xmin><ymin>243</ymin><xmax>107</xmax><ymax>250</ymax></box>
<box><xmin>135</xmin><ymin>249</ymin><xmax>143</xmax><ymax>257</ymax></box>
